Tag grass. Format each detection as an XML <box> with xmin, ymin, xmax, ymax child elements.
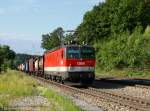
<box><xmin>37</xmin><ymin>86</ymin><xmax>81</xmax><ymax>111</ymax></box>
<box><xmin>96</xmin><ymin>68</ymin><xmax>150</xmax><ymax>79</ymax></box>
<box><xmin>0</xmin><ymin>70</ymin><xmax>38</xmax><ymax>107</ymax></box>
<box><xmin>0</xmin><ymin>70</ymin><xmax>81</xmax><ymax>111</ymax></box>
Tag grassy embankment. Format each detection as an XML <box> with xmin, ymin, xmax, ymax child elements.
<box><xmin>0</xmin><ymin>70</ymin><xmax>80</xmax><ymax>111</ymax></box>
<box><xmin>0</xmin><ymin>70</ymin><xmax>37</xmax><ymax>107</ymax></box>
<box><xmin>37</xmin><ymin>86</ymin><xmax>81</xmax><ymax>111</ymax></box>
<box><xmin>96</xmin><ymin>68</ymin><xmax>150</xmax><ymax>79</ymax></box>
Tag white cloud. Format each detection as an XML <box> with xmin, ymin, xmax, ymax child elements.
<box><xmin>0</xmin><ymin>32</ymin><xmax>43</xmax><ymax>55</ymax></box>
<box><xmin>0</xmin><ymin>32</ymin><xmax>40</xmax><ymax>41</ymax></box>
<box><xmin>0</xmin><ymin>38</ymin><xmax>43</xmax><ymax>55</ymax></box>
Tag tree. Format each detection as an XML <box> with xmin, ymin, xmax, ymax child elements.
<box><xmin>0</xmin><ymin>45</ymin><xmax>16</xmax><ymax>72</ymax></box>
<box><xmin>41</xmin><ymin>27</ymin><xmax>63</xmax><ymax>50</ymax></box>
<box><xmin>76</xmin><ymin>0</ymin><xmax>150</xmax><ymax>44</ymax></box>
<box><xmin>76</xmin><ymin>2</ymin><xmax>111</xmax><ymax>44</ymax></box>
<box><xmin>64</xmin><ymin>33</ymin><xmax>74</xmax><ymax>44</ymax></box>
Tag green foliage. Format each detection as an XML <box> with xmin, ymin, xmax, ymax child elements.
<box><xmin>74</xmin><ymin>0</ymin><xmax>150</xmax><ymax>73</ymax></box>
<box><xmin>76</xmin><ymin>0</ymin><xmax>150</xmax><ymax>44</ymax></box>
<box><xmin>41</xmin><ymin>27</ymin><xmax>62</xmax><ymax>50</ymax></box>
<box><xmin>0</xmin><ymin>45</ymin><xmax>16</xmax><ymax>72</ymax></box>
<box><xmin>96</xmin><ymin>26</ymin><xmax>150</xmax><ymax>70</ymax></box>
<box><xmin>0</xmin><ymin>70</ymin><xmax>38</xmax><ymax>107</ymax></box>
<box><xmin>96</xmin><ymin>68</ymin><xmax>150</xmax><ymax>78</ymax></box>
<box><xmin>37</xmin><ymin>86</ymin><xmax>80</xmax><ymax>111</ymax></box>
<box><xmin>64</xmin><ymin>33</ymin><xmax>74</xmax><ymax>44</ymax></box>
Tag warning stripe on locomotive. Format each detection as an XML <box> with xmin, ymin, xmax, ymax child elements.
<box><xmin>44</xmin><ymin>66</ymin><xmax>95</xmax><ymax>72</ymax></box>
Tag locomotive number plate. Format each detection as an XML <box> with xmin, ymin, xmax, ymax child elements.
<box><xmin>77</xmin><ymin>62</ymin><xmax>85</xmax><ymax>65</ymax></box>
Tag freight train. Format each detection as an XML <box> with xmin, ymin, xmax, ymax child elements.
<box><xmin>18</xmin><ymin>45</ymin><xmax>96</xmax><ymax>85</ymax></box>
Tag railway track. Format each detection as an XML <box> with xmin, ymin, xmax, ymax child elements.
<box><xmin>33</xmin><ymin>76</ymin><xmax>150</xmax><ymax>111</ymax></box>
<box><xmin>87</xmin><ymin>88</ymin><xmax>150</xmax><ymax>110</ymax></box>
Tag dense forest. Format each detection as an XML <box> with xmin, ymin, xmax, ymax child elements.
<box><xmin>41</xmin><ymin>0</ymin><xmax>150</xmax><ymax>71</ymax></box>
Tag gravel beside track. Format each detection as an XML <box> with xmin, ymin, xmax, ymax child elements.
<box><xmin>35</xmin><ymin>77</ymin><xmax>104</xmax><ymax>111</ymax></box>
<box><xmin>33</xmin><ymin>76</ymin><xmax>150</xmax><ymax>111</ymax></box>
<box><xmin>93</xmin><ymin>81</ymin><xmax>150</xmax><ymax>101</ymax></box>
<box><xmin>108</xmin><ymin>86</ymin><xmax>150</xmax><ymax>101</ymax></box>
<box><xmin>87</xmin><ymin>88</ymin><xmax>150</xmax><ymax>109</ymax></box>
<box><xmin>9</xmin><ymin>96</ymin><xmax>51</xmax><ymax>111</ymax></box>
<box><xmin>135</xmin><ymin>85</ymin><xmax>150</xmax><ymax>90</ymax></box>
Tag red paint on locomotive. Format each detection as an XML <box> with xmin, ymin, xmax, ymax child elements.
<box><xmin>43</xmin><ymin>45</ymin><xmax>95</xmax><ymax>84</ymax></box>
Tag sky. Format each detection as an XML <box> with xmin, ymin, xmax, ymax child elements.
<box><xmin>0</xmin><ymin>0</ymin><xmax>104</xmax><ymax>55</ymax></box>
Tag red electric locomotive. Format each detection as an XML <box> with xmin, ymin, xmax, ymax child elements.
<box><xmin>44</xmin><ymin>45</ymin><xmax>95</xmax><ymax>84</ymax></box>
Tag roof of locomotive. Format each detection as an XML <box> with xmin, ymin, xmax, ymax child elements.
<box><xmin>44</xmin><ymin>45</ymin><xmax>94</xmax><ymax>54</ymax></box>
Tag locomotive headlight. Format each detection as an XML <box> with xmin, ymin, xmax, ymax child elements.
<box><xmin>60</xmin><ymin>60</ymin><xmax>63</xmax><ymax>65</ymax></box>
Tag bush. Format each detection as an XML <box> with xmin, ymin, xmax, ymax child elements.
<box><xmin>0</xmin><ymin>45</ymin><xmax>15</xmax><ymax>73</ymax></box>
<box><xmin>95</xmin><ymin>26</ymin><xmax>150</xmax><ymax>71</ymax></box>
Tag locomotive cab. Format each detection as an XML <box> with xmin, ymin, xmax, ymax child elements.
<box><xmin>64</xmin><ymin>45</ymin><xmax>95</xmax><ymax>84</ymax></box>
<box><xmin>44</xmin><ymin>45</ymin><xmax>96</xmax><ymax>85</ymax></box>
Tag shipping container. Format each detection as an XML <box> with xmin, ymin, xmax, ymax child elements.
<box><xmin>39</xmin><ymin>57</ymin><xmax>43</xmax><ymax>71</ymax></box>
<box><xmin>34</xmin><ymin>59</ymin><xmax>39</xmax><ymax>71</ymax></box>
<box><xmin>25</xmin><ymin>61</ymin><xmax>29</xmax><ymax>72</ymax></box>
<box><xmin>38</xmin><ymin>57</ymin><xmax>44</xmax><ymax>76</ymax></box>
<box><xmin>28</xmin><ymin>58</ymin><xmax>34</xmax><ymax>74</ymax></box>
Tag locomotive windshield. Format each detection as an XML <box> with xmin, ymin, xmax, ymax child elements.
<box><xmin>66</xmin><ymin>49</ymin><xmax>80</xmax><ymax>59</ymax></box>
<box><xmin>81</xmin><ymin>49</ymin><xmax>95</xmax><ymax>59</ymax></box>
<box><xmin>66</xmin><ymin>46</ymin><xmax>95</xmax><ymax>59</ymax></box>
